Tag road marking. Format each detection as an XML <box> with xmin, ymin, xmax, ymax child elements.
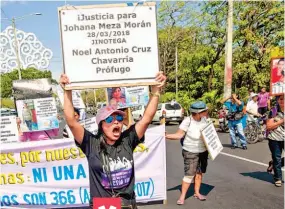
<box><xmin>220</xmin><ymin>152</ymin><xmax>285</xmax><ymax>171</ymax></box>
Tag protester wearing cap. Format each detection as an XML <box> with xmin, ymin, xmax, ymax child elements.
<box><xmin>246</xmin><ymin>93</ymin><xmax>262</xmax><ymax>121</ymax></box>
<box><xmin>166</xmin><ymin>101</ymin><xmax>209</xmax><ymax>204</ymax></box>
<box><xmin>59</xmin><ymin>72</ymin><xmax>166</xmax><ymax>209</ymax></box>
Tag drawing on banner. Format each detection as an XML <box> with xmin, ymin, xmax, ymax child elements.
<box><xmin>58</xmin><ymin>2</ymin><xmax>159</xmax><ymax>89</ymax></box>
<box><xmin>16</xmin><ymin>98</ymin><xmax>59</xmax><ymax>132</ymax></box>
<box><xmin>13</xmin><ymin>78</ymin><xmax>53</xmax><ymax>100</ymax></box>
<box><xmin>201</xmin><ymin>123</ymin><xmax>223</xmax><ymax>160</ymax></box>
<box><xmin>271</xmin><ymin>57</ymin><xmax>284</xmax><ymax>95</ymax></box>
<box><xmin>56</xmin><ymin>85</ymin><xmax>86</xmax><ymax>109</ymax></box>
<box><xmin>0</xmin><ymin>116</ymin><xmax>19</xmax><ymax>143</ymax></box>
<box><xmin>107</xmin><ymin>86</ymin><xmax>149</xmax><ymax>108</ymax></box>
<box><xmin>101</xmin><ymin>157</ymin><xmax>133</xmax><ymax>189</ymax></box>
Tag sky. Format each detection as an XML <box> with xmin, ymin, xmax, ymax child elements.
<box><xmin>1</xmin><ymin>0</ymin><xmax>156</xmax><ymax>81</ymax></box>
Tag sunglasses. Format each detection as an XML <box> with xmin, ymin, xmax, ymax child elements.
<box><xmin>105</xmin><ymin>115</ymin><xmax>124</xmax><ymax>124</ymax></box>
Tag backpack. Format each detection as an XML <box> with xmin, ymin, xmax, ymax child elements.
<box><xmin>180</xmin><ymin>117</ymin><xmax>191</xmax><ymax>146</ymax></box>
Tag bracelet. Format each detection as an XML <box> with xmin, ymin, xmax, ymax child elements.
<box><xmin>150</xmin><ymin>92</ymin><xmax>161</xmax><ymax>98</ymax></box>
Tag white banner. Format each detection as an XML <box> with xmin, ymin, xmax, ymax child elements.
<box><xmin>0</xmin><ymin>125</ymin><xmax>166</xmax><ymax>208</ymax></box>
<box><xmin>58</xmin><ymin>2</ymin><xmax>159</xmax><ymax>89</ymax></box>
<box><xmin>201</xmin><ymin>123</ymin><xmax>223</xmax><ymax>160</ymax></box>
<box><xmin>0</xmin><ymin>116</ymin><xmax>19</xmax><ymax>144</ymax></box>
<box><xmin>134</xmin><ymin>125</ymin><xmax>166</xmax><ymax>202</ymax></box>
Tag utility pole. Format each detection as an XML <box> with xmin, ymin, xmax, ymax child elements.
<box><xmin>93</xmin><ymin>89</ymin><xmax>97</xmax><ymax>106</ymax></box>
<box><xmin>223</xmin><ymin>0</ymin><xmax>233</xmax><ymax>98</ymax></box>
<box><xmin>175</xmin><ymin>46</ymin><xmax>178</xmax><ymax>101</ymax></box>
<box><xmin>1</xmin><ymin>13</ymin><xmax>42</xmax><ymax>80</ymax></box>
<box><xmin>12</xmin><ymin>18</ymin><xmax>22</xmax><ymax>80</ymax></box>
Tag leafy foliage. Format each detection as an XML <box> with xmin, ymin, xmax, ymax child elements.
<box><xmin>0</xmin><ymin>98</ymin><xmax>15</xmax><ymax>108</ymax></box>
<box><xmin>81</xmin><ymin>89</ymin><xmax>107</xmax><ymax>107</ymax></box>
<box><xmin>158</xmin><ymin>0</ymin><xmax>284</xmax><ymax>114</ymax></box>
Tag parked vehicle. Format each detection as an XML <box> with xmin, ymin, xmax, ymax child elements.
<box><xmin>10</xmin><ymin>109</ymin><xmax>17</xmax><ymax>116</ymax></box>
<box><xmin>0</xmin><ymin>108</ymin><xmax>11</xmax><ymax>116</ymax></box>
<box><xmin>218</xmin><ymin>108</ymin><xmax>229</xmax><ymax>132</ymax></box>
<box><xmin>152</xmin><ymin>102</ymin><xmax>184</xmax><ymax>124</ymax></box>
<box><xmin>132</xmin><ymin>105</ymin><xmax>146</xmax><ymax>121</ymax></box>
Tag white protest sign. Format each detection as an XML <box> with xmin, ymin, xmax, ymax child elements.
<box><xmin>201</xmin><ymin>123</ymin><xmax>223</xmax><ymax>160</ymax></box>
<box><xmin>80</xmin><ymin>117</ymin><xmax>98</xmax><ymax>135</ymax></box>
<box><xmin>65</xmin><ymin>117</ymin><xmax>98</xmax><ymax>138</ymax></box>
<box><xmin>58</xmin><ymin>2</ymin><xmax>159</xmax><ymax>89</ymax></box>
<box><xmin>16</xmin><ymin>98</ymin><xmax>59</xmax><ymax>132</ymax></box>
<box><xmin>0</xmin><ymin>116</ymin><xmax>19</xmax><ymax>144</ymax></box>
<box><xmin>56</xmin><ymin>85</ymin><xmax>86</xmax><ymax>109</ymax></box>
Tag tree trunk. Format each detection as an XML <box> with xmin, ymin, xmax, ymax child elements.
<box><xmin>208</xmin><ymin>65</ymin><xmax>214</xmax><ymax>91</ymax></box>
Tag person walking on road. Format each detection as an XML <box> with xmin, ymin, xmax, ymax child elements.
<box><xmin>166</xmin><ymin>101</ymin><xmax>209</xmax><ymax>204</ymax></box>
<box><xmin>258</xmin><ymin>87</ymin><xmax>271</xmax><ymax>115</ymax></box>
<box><xmin>266</xmin><ymin>94</ymin><xmax>284</xmax><ymax>187</ymax></box>
<box><xmin>221</xmin><ymin>94</ymin><xmax>248</xmax><ymax>150</ymax></box>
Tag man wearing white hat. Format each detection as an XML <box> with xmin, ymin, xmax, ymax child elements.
<box><xmin>246</xmin><ymin>93</ymin><xmax>262</xmax><ymax>121</ymax></box>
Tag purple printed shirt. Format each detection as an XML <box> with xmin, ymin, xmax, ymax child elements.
<box><xmin>258</xmin><ymin>92</ymin><xmax>269</xmax><ymax>108</ymax></box>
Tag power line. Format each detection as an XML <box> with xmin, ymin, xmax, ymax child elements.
<box><xmin>1</xmin><ymin>8</ymin><xmax>10</xmax><ymax>20</ymax></box>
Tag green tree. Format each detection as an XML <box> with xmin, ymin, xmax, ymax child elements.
<box><xmin>157</xmin><ymin>0</ymin><xmax>284</xmax><ymax>113</ymax></box>
<box><xmin>81</xmin><ymin>89</ymin><xmax>107</xmax><ymax>107</ymax></box>
<box><xmin>0</xmin><ymin>98</ymin><xmax>15</xmax><ymax>108</ymax></box>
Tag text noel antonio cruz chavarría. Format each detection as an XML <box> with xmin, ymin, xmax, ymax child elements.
<box><xmin>72</xmin><ymin>46</ymin><xmax>152</xmax><ymax>75</ymax></box>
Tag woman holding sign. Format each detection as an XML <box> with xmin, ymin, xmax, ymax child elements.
<box><xmin>166</xmin><ymin>101</ymin><xmax>209</xmax><ymax>204</ymax></box>
<box><xmin>266</xmin><ymin>94</ymin><xmax>284</xmax><ymax>187</ymax></box>
<box><xmin>60</xmin><ymin>72</ymin><xmax>166</xmax><ymax>209</ymax></box>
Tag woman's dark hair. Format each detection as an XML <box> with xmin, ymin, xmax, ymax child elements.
<box><xmin>278</xmin><ymin>58</ymin><xmax>284</xmax><ymax>64</ymax></box>
<box><xmin>275</xmin><ymin>96</ymin><xmax>283</xmax><ymax>112</ymax></box>
<box><xmin>111</xmin><ymin>87</ymin><xmax>121</xmax><ymax>95</ymax></box>
<box><xmin>74</xmin><ymin>108</ymin><xmax>80</xmax><ymax>116</ymax></box>
<box><xmin>96</xmin><ymin>122</ymin><xmax>108</xmax><ymax>153</ymax></box>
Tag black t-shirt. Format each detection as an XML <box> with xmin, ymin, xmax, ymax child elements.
<box><xmin>78</xmin><ymin>124</ymin><xmax>143</xmax><ymax>206</ymax></box>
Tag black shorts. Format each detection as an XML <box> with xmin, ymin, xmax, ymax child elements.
<box><xmin>182</xmin><ymin>149</ymin><xmax>208</xmax><ymax>176</ymax></box>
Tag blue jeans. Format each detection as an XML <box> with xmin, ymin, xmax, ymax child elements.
<box><xmin>268</xmin><ymin>140</ymin><xmax>284</xmax><ymax>181</ymax></box>
<box><xmin>229</xmin><ymin>122</ymin><xmax>247</xmax><ymax>146</ymax></box>
<box><xmin>25</xmin><ymin>120</ymin><xmax>32</xmax><ymax>130</ymax></box>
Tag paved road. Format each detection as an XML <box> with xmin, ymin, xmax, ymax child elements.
<box><xmin>58</xmin><ymin>116</ymin><xmax>283</xmax><ymax>209</ymax></box>
<box><xmin>140</xmin><ymin>123</ymin><xmax>284</xmax><ymax>209</ymax></box>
